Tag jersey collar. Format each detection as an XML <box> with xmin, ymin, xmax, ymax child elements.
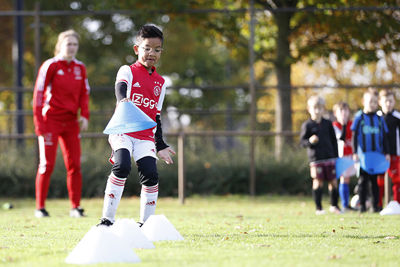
<box><xmin>133</xmin><ymin>61</ymin><xmax>156</xmax><ymax>74</ymax></box>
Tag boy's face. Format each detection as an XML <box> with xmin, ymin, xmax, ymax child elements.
<box><xmin>379</xmin><ymin>95</ymin><xmax>395</xmax><ymax>114</ymax></box>
<box><xmin>308</xmin><ymin>104</ymin><xmax>323</xmax><ymax>121</ymax></box>
<box><xmin>133</xmin><ymin>37</ymin><xmax>163</xmax><ymax>69</ymax></box>
<box><xmin>363</xmin><ymin>93</ymin><xmax>378</xmax><ymax>113</ymax></box>
<box><xmin>335</xmin><ymin>107</ymin><xmax>350</xmax><ymax>125</ymax></box>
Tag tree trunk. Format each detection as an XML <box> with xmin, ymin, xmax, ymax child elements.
<box><xmin>274</xmin><ymin>12</ymin><xmax>292</xmax><ymax>159</ymax></box>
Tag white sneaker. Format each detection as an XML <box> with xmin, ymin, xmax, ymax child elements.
<box><xmin>35</xmin><ymin>208</ymin><xmax>50</xmax><ymax>218</ymax></box>
<box><xmin>329</xmin><ymin>206</ymin><xmax>342</xmax><ymax>214</ymax></box>
<box><xmin>70</xmin><ymin>207</ymin><xmax>86</xmax><ymax>218</ymax></box>
<box><xmin>315</xmin><ymin>209</ymin><xmax>326</xmax><ymax>215</ymax></box>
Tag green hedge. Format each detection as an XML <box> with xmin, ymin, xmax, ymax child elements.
<box><xmin>0</xmin><ymin>136</ymin><xmax>313</xmax><ymax>198</ymax></box>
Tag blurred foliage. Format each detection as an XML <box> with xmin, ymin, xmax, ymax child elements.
<box><xmin>1</xmin><ymin>1</ymin><xmax>400</xmax><ymax>133</ymax></box>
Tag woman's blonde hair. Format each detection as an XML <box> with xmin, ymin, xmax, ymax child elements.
<box><xmin>54</xmin><ymin>29</ymin><xmax>80</xmax><ymax>56</ymax></box>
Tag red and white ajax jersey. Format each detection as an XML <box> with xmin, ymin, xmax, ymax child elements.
<box><xmin>115</xmin><ymin>61</ymin><xmax>166</xmax><ymax>141</ymax></box>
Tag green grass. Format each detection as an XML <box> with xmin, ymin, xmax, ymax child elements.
<box><xmin>0</xmin><ymin>195</ymin><xmax>399</xmax><ymax>267</ymax></box>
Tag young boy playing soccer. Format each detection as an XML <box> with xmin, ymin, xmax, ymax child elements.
<box><xmin>378</xmin><ymin>89</ymin><xmax>400</xmax><ymax>204</ymax></box>
<box><xmin>351</xmin><ymin>89</ymin><xmax>389</xmax><ymax>212</ymax></box>
<box><xmin>332</xmin><ymin>102</ymin><xmax>354</xmax><ymax>212</ymax></box>
<box><xmin>300</xmin><ymin>96</ymin><xmax>340</xmax><ymax>215</ymax></box>
<box><xmin>98</xmin><ymin>24</ymin><xmax>175</xmax><ymax>227</ymax></box>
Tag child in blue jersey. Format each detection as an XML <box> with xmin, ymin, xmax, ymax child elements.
<box><xmin>351</xmin><ymin>89</ymin><xmax>390</xmax><ymax>212</ymax></box>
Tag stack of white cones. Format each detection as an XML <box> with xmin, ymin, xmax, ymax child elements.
<box><xmin>141</xmin><ymin>215</ymin><xmax>184</xmax><ymax>242</ymax></box>
<box><xmin>65</xmin><ymin>226</ymin><xmax>141</xmax><ymax>264</ymax></box>
<box><xmin>65</xmin><ymin>214</ymin><xmax>183</xmax><ymax>264</ymax></box>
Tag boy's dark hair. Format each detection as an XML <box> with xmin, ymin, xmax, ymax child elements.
<box><xmin>135</xmin><ymin>24</ymin><xmax>163</xmax><ymax>45</ymax></box>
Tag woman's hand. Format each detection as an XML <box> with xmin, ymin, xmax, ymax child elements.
<box><xmin>79</xmin><ymin>117</ymin><xmax>89</xmax><ymax>131</ymax></box>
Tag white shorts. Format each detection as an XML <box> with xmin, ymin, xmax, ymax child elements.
<box><xmin>108</xmin><ymin>134</ymin><xmax>157</xmax><ymax>162</ymax></box>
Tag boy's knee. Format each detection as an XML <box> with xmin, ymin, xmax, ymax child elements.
<box><xmin>137</xmin><ymin>156</ymin><xmax>158</xmax><ymax>186</ymax></box>
<box><xmin>112</xmin><ymin>149</ymin><xmax>131</xmax><ymax>178</ymax></box>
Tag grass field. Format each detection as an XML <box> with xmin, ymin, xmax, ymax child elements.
<box><xmin>0</xmin><ymin>195</ymin><xmax>399</xmax><ymax>267</ymax></box>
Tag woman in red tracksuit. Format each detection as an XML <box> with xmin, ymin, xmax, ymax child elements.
<box><xmin>33</xmin><ymin>29</ymin><xmax>90</xmax><ymax>218</ymax></box>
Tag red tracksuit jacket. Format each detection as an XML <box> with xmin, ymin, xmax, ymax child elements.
<box><xmin>33</xmin><ymin>56</ymin><xmax>90</xmax><ymax>135</ymax></box>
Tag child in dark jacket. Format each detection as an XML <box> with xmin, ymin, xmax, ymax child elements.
<box><xmin>300</xmin><ymin>96</ymin><xmax>340</xmax><ymax>215</ymax></box>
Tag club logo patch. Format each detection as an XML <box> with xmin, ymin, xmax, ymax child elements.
<box><xmin>154</xmin><ymin>86</ymin><xmax>161</xmax><ymax>96</ymax></box>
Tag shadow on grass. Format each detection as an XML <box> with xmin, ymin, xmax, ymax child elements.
<box><xmin>189</xmin><ymin>233</ymin><xmax>398</xmax><ymax>240</ymax></box>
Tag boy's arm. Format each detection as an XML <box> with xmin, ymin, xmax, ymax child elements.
<box><xmin>329</xmin><ymin>122</ymin><xmax>338</xmax><ymax>157</ymax></box>
<box><xmin>155</xmin><ymin>115</ymin><xmax>169</xmax><ymax>152</ymax></box>
<box><xmin>351</xmin><ymin>130</ymin><xmax>358</xmax><ymax>155</ymax></box>
<box><xmin>299</xmin><ymin>122</ymin><xmax>311</xmax><ymax>147</ymax></box>
<box><xmin>115</xmin><ymin>82</ymin><xmax>127</xmax><ymax>102</ymax></box>
<box><xmin>382</xmin><ymin>118</ymin><xmax>390</xmax><ymax>155</ymax></box>
<box><xmin>114</xmin><ymin>65</ymin><xmax>131</xmax><ymax>102</ymax></box>
<box><xmin>155</xmin><ymin>114</ymin><xmax>176</xmax><ymax>164</ymax></box>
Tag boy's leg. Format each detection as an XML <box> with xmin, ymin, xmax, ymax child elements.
<box><xmin>328</xmin><ymin>180</ymin><xmax>339</xmax><ymax>208</ymax></box>
<box><xmin>370</xmin><ymin>174</ymin><xmax>380</xmax><ymax>212</ymax></box>
<box><xmin>357</xmin><ymin>169</ymin><xmax>369</xmax><ymax>212</ymax></box>
<box><xmin>339</xmin><ymin>176</ymin><xmax>350</xmax><ymax>208</ymax></box>
<box><xmin>102</xmin><ymin>148</ymin><xmax>131</xmax><ymax>222</ymax></box>
<box><xmin>132</xmin><ymin>139</ymin><xmax>159</xmax><ymax>223</ymax></box>
<box><xmin>137</xmin><ymin>156</ymin><xmax>159</xmax><ymax>223</ymax></box>
<box><xmin>312</xmin><ymin>178</ymin><xmax>324</xmax><ymax>211</ymax></box>
<box><xmin>376</xmin><ymin>175</ymin><xmax>385</xmax><ymax>208</ymax></box>
<box><xmin>59</xmin><ymin>120</ymin><xmax>82</xmax><ymax>209</ymax></box>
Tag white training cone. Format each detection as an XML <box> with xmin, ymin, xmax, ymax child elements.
<box><xmin>141</xmin><ymin>214</ymin><xmax>184</xmax><ymax>242</ymax></box>
<box><xmin>111</xmin><ymin>219</ymin><xmax>155</xmax><ymax>249</ymax></box>
<box><xmin>103</xmin><ymin>101</ymin><xmax>157</xmax><ymax>134</ymax></box>
<box><xmin>65</xmin><ymin>226</ymin><xmax>141</xmax><ymax>264</ymax></box>
<box><xmin>380</xmin><ymin>201</ymin><xmax>400</xmax><ymax>215</ymax></box>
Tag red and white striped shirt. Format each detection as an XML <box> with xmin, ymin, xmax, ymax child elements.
<box><xmin>115</xmin><ymin>61</ymin><xmax>166</xmax><ymax>142</ymax></box>
<box><xmin>33</xmin><ymin>56</ymin><xmax>90</xmax><ymax>135</ymax></box>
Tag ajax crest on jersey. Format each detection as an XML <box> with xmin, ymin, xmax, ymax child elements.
<box><xmin>103</xmin><ymin>101</ymin><xmax>156</xmax><ymax>135</ymax></box>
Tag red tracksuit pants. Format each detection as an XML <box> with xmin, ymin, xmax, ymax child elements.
<box><xmin>35</xmin><ymin>119</ymin><xmax>82</xmax><ymax>209</ymax></box>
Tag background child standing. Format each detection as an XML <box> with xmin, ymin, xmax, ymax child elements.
<box><xmin>378</xmin><ymin>89</ymin><xmax>400</xmax><ymax>204</ymax></box>
<box><xmin>300</xmin><ymin>96</ymin><xmax>340</xmax><ymax>215</ymax></box>
<box><xmin>332</xmin><ymin>102</ymin><xmax>354</xmax><ymax>212</ymax></box>
<box><xmin>351</xmin><ymin>89</ymin><xmax>389</xmax><ymax>212</ymax></box>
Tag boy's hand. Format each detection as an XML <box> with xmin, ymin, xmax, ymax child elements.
<box><xmin>158</xmin><ymin>147</ymin><xmax>176</xmax><ymax>165</ymax></box>
<box><xmin>353</xmin><ymin>154</ymin><xmax>359</xmax><ymax>161</ymax></box>
<box><xmin>309</xmin><ymin>135</ymin><xmax>319</xmax><ymax>144</ymax></box>
<box><xmin>385</xmin><ymin>154</ymin><xmax>391</xmax><ymax>161</ymax></box>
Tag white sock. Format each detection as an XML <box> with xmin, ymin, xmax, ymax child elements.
<box><xmin>140</xmin><ymin>184</ymin><xmax>158</xmax><ymax>223</ymax></box>
<box><xmin>102</xmin><ymin>173</ymin><xmax>126</xmax><ymax>222</ymax></box>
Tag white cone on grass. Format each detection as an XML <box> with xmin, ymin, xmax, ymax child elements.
<box><xmin>141</xmin><ymin>214</ymin><xmax>184</xmax><ymax>242</ymax></box>
<box><xmin>380</xmin><ymin>201</ymin><xmax>400</xmax><ymax>215</ymax></box>
<box><xmin>65</xmin><ymin>226</ymin><xmax>140</xmax><ymax>264</ymax></box>
<box><xmin>111</xmin><ymin>219</ymin><xmax>155</xmax><ymax>249</ymax></box>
